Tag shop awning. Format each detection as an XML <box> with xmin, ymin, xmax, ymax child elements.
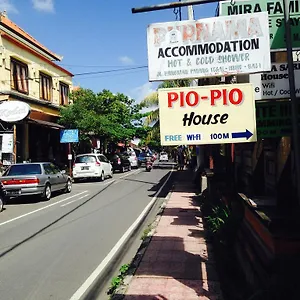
<box><xmin>27</xmin><ymin>118</ymin><xmax>65</xmax><ymax>130</ymax></box>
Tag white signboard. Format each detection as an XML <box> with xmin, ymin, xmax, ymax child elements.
<box><xmin>250</xmin><ymin>62</ymin><xmax>300</xmax><ymax>100</ymax></box>
<box><xmin>2</xmin><ymin>134</ymin><xmax>14</xmax><ymax>153</ymax></box>
<box><xmin>147</xmin><ymin>12</ymin><xmax>271</xmax><ymax>81</ymax></box>
<box><xmin>0</xmin><ymin>101</ymin><xmax>31</xmax><ymax>122</ymax></box>
<box><xmin>159</xmin><ymin>84</ymin><xmax>257</xmax><ymax>146</ymax></box>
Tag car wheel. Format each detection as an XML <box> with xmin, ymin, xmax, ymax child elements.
<box><xmin>100</xmin><ymin>171</ymin><xmax>105</xmax><ymax>181</ymax></box>
<box><xmin>121</xmin><ymin>167</ymin><xmax>125</xmax><ymax>173</ymax></box>
<box><xmin>128</xmin><ymin>165</ymin><xmax>132</xmax><ymax>171</ymax></box>
<box><xmin>0</xmin><ymin>196</ymin><xmax>4</xmax><ymax>212</ymax></box>
<box><xmin>109</xmin><ymin>169</ymin><xmax>113</xmax><ymax>178</ymax></box>
<box><xmin>65</xmin><ymin>179</ymin><xmax>72</xmax><ymax>193</ymax></box>
<box><xmin>42</xmin><ymin>184</ymin><xmax>51</xmax><ymax>201</ymax></box>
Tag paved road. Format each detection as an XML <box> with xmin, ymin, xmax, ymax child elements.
<box><xmin>0</xmin><ymin>164</ymin><xmax>174</xmax><ymax>300</ymax></box>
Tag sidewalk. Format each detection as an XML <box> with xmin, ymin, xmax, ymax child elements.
<box><xmin>122</xmin><ymin>170</ymin><xmax>223</xmax><ymax>300</ymax></box>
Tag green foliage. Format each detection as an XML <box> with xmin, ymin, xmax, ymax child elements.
<box><xmin>206</xmin><ymin>205</ymin><xmax>230</xmax><ymax>234</ymax></box>
<box><xmin>107</xmin><ymin>263</ymin><xmax>130</xmax><ymax>296</ymax></box>
<box><xmin>59</xmin><ymin>88</ymin><xmax>147</xmax><ymax>143</ymax></box>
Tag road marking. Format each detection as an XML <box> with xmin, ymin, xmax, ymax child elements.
<box><xmin>61</xmin><ymin>194</ymin><xmax>90</xmax><ymax>207</ymax></box>
<box><xmin>165</xmin><ymin>191</ymin><xmax>172</xmax><ymax>200</ymax></box>
<box><xmin>74</xmin><ymin>180</ymin><xmax>115</xmax><ymax>186</ymax></box>
<box><xmin>119</xmin><ymin>169</ymin><xmax>141</xmax><ymax>179</ymax></box>
<box><xmin>0</xmin><ymin>191</ymin><xmax>88</xmax><ymax>227</ymax></box>
<box><xmin>69</xmin><ymin>167</ymin><xmax>174</xmax><ymax>300</ymax></box>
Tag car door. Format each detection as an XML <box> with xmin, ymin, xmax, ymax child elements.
<box><xmin>43</xmin><ymin>163</ymin><xmax>59</xmax><ymax>191</ymax></box>
<box><xmin>51</xmin><ymin>164</ymin><xmax>65</xmax><ymax>190</ymax></box>
<box><xmin>98</xmin><ymin>155</ymin><xmax>109</xmax><ymax>176</ymax></box>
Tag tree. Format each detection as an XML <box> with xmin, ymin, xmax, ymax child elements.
<box><xmin>59</xmin><ymin>88</ymin><xmax>148</xmax><ymax>150</ymax></box>
<box><xmin>139</xmin><ymin>80</ymin><xmax>191</xmax><ymax>144</ymax></box>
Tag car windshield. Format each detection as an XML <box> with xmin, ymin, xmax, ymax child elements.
<box><xmin>75</xmin><ymin>155</ymin><xmax>96</xmax><ymax>163</ymax></box>
<box><xmin>160</xmin><ymin>152</ymin><xmax>167</xmax><ymax>155</ymax></box>
<box><xmin>5</xmin><ymin>164</ymin><xmax>42</xmax><ymax>176</ymax></box>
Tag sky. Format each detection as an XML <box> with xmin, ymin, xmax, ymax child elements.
<box><xmin>0</xmin><ymin>0</ymin><xmax>218</xmax><ymax>103</ymax></box>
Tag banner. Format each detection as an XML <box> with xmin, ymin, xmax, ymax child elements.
<box><xmin>250</xmin><ymin>62</ymin><xmax>300</xmax><ymax>100</ymax></box>
<box><xmin>220</xmin><ymin>0</ymin><xmax>300</xmax><ymax>50</ymax></box>
<box><xmin>147</xmin><ymin>12</ymin><xmax>271</xmax><ymax>81</ymax></box>
<box><xmin>159</xmin><ymin>84</ymin><xmax>257</xmax><ymax>146</ymax></box>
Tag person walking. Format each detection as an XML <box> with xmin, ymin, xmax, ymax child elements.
<box><xmin>177</xmin><ymin>146</ymin><xmax>185</xmax><ymax>171</ymax></box>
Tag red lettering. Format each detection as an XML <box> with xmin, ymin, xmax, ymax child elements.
<box><xmin>167</xmin><ymin>92</ymin><xmax>178</xmax><ymax>107</ymax></box>
<box><xmin>210</xmin><ymin>89</ymin><xmax>222</xmax><ymax>106</ymax></box>
<box><xmin>180</xmin><ymin>91</ymin><xmax>184</xmax><ymax>106</ymax></box>
<box><xmin>186</xmin><ymin>91</ymin><xmax>198</xmax><ymax>107</ymax></box>
<box><xmin>229</xmin><ymin>89</ymin><xmax>243</xmax><ymax>105</ymax></box>
<box><xmin>222</xmin><ymin>89</ymin><xmax>228</xmax><ymax>105</ymax></box>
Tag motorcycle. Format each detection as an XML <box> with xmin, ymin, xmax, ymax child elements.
<box><xmin>145</xmin><ymin>156</ymin><xmax>153</xmax><ymax>172</ymax></box>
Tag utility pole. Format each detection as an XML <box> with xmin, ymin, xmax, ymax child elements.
<box><xmin>283</xmin><ymin>0</ymin><xmax>300</xmax><ymax>205</ymax></box>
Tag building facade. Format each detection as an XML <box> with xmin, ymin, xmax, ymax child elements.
<box><xmin>0</xmin><ymin>12</ymin><xmax>73</xmax><ymax>166</ymax></box>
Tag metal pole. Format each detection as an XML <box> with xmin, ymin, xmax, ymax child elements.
<box><xmin>283</xmin><ymin>0</ymin><xmax>300</xmax><ymax>204</ymax></box>
<box><xmin>132</xmin><ymin>0</ymin><xmax>218</xmax><ymax>14</ymax></box>
<box><xmin>68</xmin><ymin>142</ymin><xmax>72</xmax><ymax>177</ymax></box>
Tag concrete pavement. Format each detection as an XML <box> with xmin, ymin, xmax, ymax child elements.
<box><xmin>0</xmin><ymin>165</ymin><xmax>174</xmax><ymax>300</ymax></box>
<box><xmin>115</xmin><ymin>170</ymin><xmax>223</xmax><ymax>300</ymax></box>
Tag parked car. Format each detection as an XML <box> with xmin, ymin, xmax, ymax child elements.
<box><xmin>107</xmin><ymin>153</ymin><xmax>131</xmax><ymax>173</ymax></box>
<box><xmin>123</xmin><ymin>151</ymin><xmax>139</xmax><ymax>168</ymax></box>
<box><xmin>0</xmin><ymin>182</ymin><xmax>6</xmax><ymax>212</ymax></box>
<box><xmin>73</xmin><ymin>153</ymin><xmax>113</xmax><ymax>182</ymax></box>
<box><xmin>159</xmin><ymin>152</ymin><xmax>169</xmax><ymax>162</ymax></box>
<box><xmin>0</xmin><ymin>162</ymin><xmax>72</xmax><ymax>201</ymax></box>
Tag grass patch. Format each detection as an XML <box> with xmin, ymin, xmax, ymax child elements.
<box><xmin>141</xmin><ymin>225</ymin><xmax>153</xmax><ymax>241</ymax></box>
<box><xmin>107</xmin><ymin>263</ymin><xmax>130</xmax><ymax>297</ymax></box>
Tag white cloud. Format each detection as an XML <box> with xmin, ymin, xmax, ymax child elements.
<box><xmin>31</xmin><ymin>0</ymin><xmax>54</xmax><ymax>13</ymax></box>
<box><xmin>0</xmin><ymin>0</ymin><xmax>18</xmax><ymax>13</ymax></box>
<box><xmin>130</xmin><ymin>82</ymin><xmax>156</xmax><ymax>103</ymax></box>
<box><xmin>119</xmin><ymin>56</ymin><xmax>134</xmax><ymax>65</ymax></box>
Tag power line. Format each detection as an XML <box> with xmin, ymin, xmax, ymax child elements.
<box><xmin>57</xmin><ymin>63</ymin><xmax>145</xmax><ymax>69</ymax></box>
<box><xmin>2</xmin><ymin>65</ymin><xmax>148</xmax><ymax>83</ymax></box>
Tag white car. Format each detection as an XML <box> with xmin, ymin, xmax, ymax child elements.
<box><xmin>73</xmin><ymin>153</ymin><xmax>113</xmax><ymax>182</ymax></box>
<box><xmin>159</xmin><ymin>152</ymin><xmax>169</xmax><ymax>162</ymax></box>
<box><xmin>126</xmin><ymin>151</ymin><xmax>139</xmax><ymax>168</ymax></box>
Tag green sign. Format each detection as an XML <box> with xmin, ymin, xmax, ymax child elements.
<box><xmin>220</xmin><ymin>0</ymin><xmax>300</xmax><ymax>50</ymax></box>
<box><xmin>255</xmin><ymin>101</ymin><xmax>300</xmax><ymax>138</ymax></box>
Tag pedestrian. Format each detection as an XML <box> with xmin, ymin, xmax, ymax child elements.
<box><xmin>177</xmin><ymin>146</ymin><xmax>185</xmax><ymax>171</ymax></box>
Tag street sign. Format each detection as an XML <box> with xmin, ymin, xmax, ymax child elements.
<box><xmin>255</xmin><ymin>101</ymin><xmax>299</xmax><ymax>137</ymax></box>
<box><xmin>60</xmin><ymin>129</ymin><xmax>79</xmax><ymax>143</ymax></box>
<box><xmin>250</xmin><ymin>62</ymin><xmax>300</xmax><ymax>100</ymax></box>
<box><xmin>219</xmin><ymin>0</ymin><xmax>300</xmax><ymax>51</ymax></box>
<box><xmin>159</xmin><ymin>84</ymin><xmax>257</xmax><ymax>146</ymax></box>
<box><xmin>147</xmin><ymin>12</ymin><xmax>271</xmax><ymax>81</ymax></box>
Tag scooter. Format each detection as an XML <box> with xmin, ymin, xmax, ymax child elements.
<box><xmin>145</xmin><ymin>157</ymin><xmax>153</xmax><ymax>172</ymax></box>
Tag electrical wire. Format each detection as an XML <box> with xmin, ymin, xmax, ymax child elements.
<box><xmin>2</xmin><ymin>65</ymin><xmax>148</xmax><ymax>83</ymax></box>
<box><xmin>57</xmin><ymin>63</ymin><xmax>145</xmax><ymax>69</ymax></box>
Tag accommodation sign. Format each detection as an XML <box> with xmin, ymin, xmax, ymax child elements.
<box><xmin>256</xmin><ymin>101</ymin><xmax>300</xmax><ymax>137</ymax></box>
<box><xmin>147</xmin><ymin>12</ymin><xmax>271</xmax><ymax>81</ymax></box>
<box><xmin>250</xmin><ymin>62</ymin><xmax>300</xmax><ymax>100</ymax></box>
<box><xmin>158</xmin><ymin>84</ymin><xmax>257</xmax><ymax>146</ymax></box>
<box><xmin>220</xmin><ymin>0</ymin><xmax>300</xmax><ymax>50</ymax></box>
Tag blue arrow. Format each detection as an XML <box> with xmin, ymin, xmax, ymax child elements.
<box><xmin>232</xmin><ymin>129</ymin><xmax>253</xmax><ymax>140</ymax></box>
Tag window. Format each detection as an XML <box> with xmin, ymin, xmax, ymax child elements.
<box><xmin>59</xmin><ymin>82</ymin><xmax>69</xmax><ymax>105</ymax></box>
<box><xmin>75</xmin><ymin>155</ymin><xmax>96</xmax><ymax>163</ymax></box>
<box><xmin>6</xmin><ymin>164</ymin><xmax>42</xmax><ymax>176</ymax></box>
<box><xmin>40</xmin><ymin>72</ymin><xmax>52</xmax><ymax>101</ymax></box>
<box><xmin>10</xmin><ymin>58</ymin><xmax>29</xmax><ymax>94</ymax></box>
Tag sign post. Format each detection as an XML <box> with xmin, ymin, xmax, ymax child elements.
<box><xmin>283</xmin><ymin>0</ymin><xmax>300</xmax><ymax>205</ymax></box>
<box><xmin>158</xmin><ymin>83</ymin><xmax>257</xmax><ymax>146</ymax></box>
<box><xmin>60</xmin><ymin>129</ymin><xmax>79</xmax><ymax>177</ymax></box>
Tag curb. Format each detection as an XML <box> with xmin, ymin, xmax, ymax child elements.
<box><xmin>109</xmin><ymin>187</ymin><xmax>174</xmax><ymax>300</ymax></box>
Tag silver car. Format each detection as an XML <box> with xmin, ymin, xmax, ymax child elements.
<box><xmin>0</xmin><ymin>162</ymin><xmax>72</xmax><ymax>200</ymax></box>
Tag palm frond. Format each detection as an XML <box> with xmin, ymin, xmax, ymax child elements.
<box><xmin>140</xmin><ymin>91</ymin><xmax>158</xmax><ymax>108</ymax></box>
<box><xmin>144</xmin><ymin>109</ymin><xmax>159</xmax><ymax>126</ymax></box>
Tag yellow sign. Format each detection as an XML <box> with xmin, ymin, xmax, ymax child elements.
<box><xmin>159</xmin><ymin>84</ymin><xmax>257</xmax><ymax>146</ymax></box>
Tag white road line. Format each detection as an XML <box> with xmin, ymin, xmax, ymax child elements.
<box><xmin>119</xmin><ymin>169</ymin><xmax>141</xmax><ymax>179</ymax></box>
<box><xmin>165</xmin><ymin>191</ymin><xmax>172</xmax><ymax>200</ymax></box>
<box><xmin>61</xmin><ymin>194</ymin><xmax>90</xmax><ymax>207</ymax></box>
<box><xmin>69</xmin><ymin>168</ymin><xmax>174</xmax><ymax>300</ymax></box>
<box><xmin>0</xmin><ymin>191</ymin><xmax>88</xmax><ymax>227</ymax></box>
